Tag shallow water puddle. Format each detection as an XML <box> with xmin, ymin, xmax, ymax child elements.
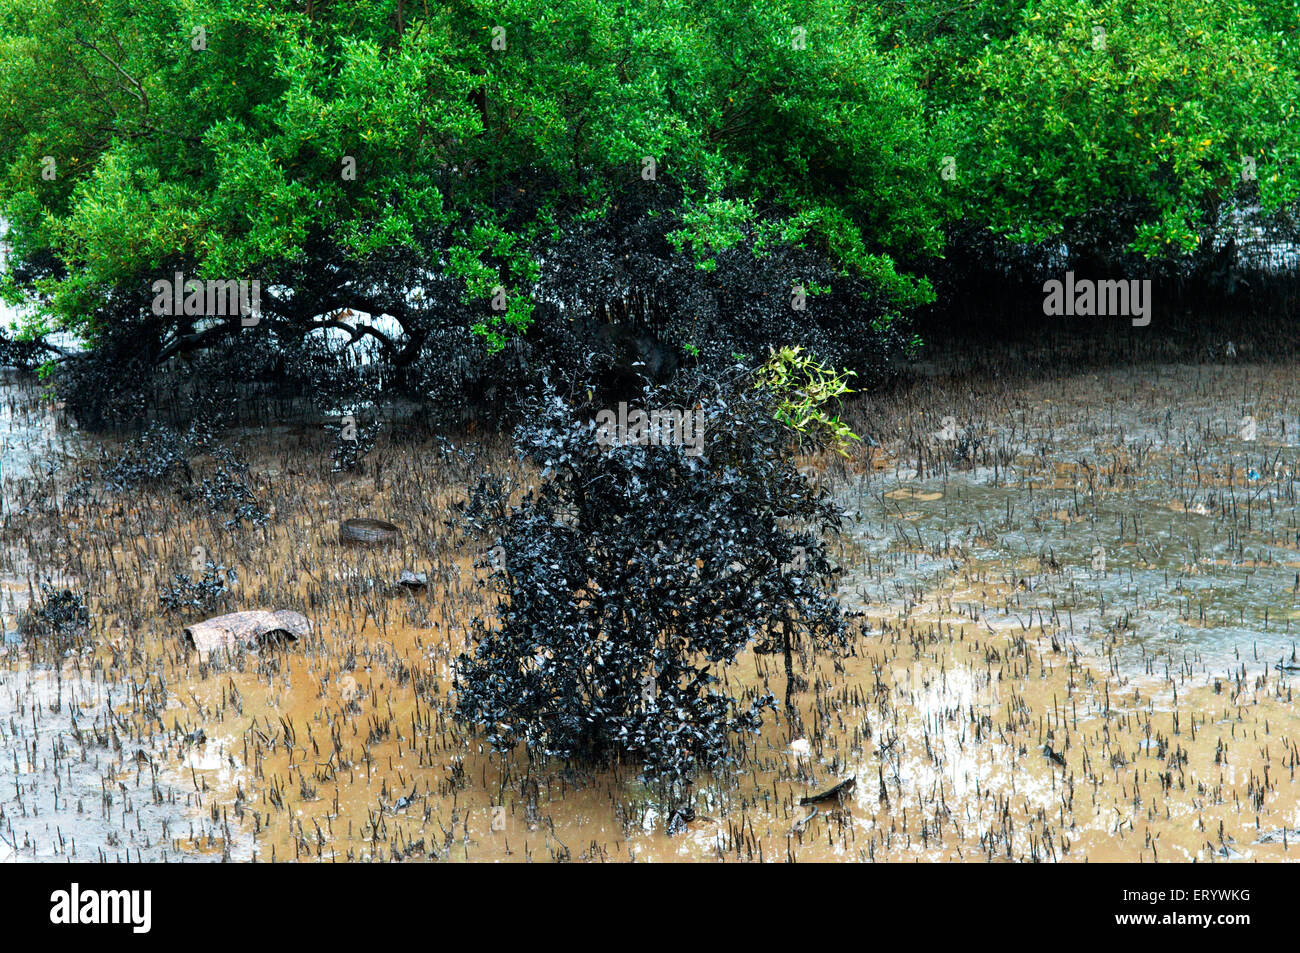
<box><xmin>0</xmin><ymin>665</ymin><xmax>251</xmax><ymax>861</ymax></box>
<box><xmin>839</xmin><ymin>363</ymin><xmax>1300</xmax><ymax>685</ymax></box>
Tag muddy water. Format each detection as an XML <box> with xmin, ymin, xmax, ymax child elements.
<box><xmin>0</xmin><ymin>373</ymin><xmax>255</xmax><ymax>862</ymax></box>
<box><xmin>3</xmin><ymin>359</ymin><xmax>1300</xmax><ymax>862</ymax></box>
<box><xmin>841</xmin><ymin>363</ymin><xmax>1300</xmax><ymax>681</ymax></box>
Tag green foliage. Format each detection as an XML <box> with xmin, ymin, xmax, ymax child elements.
<box><xmin>755</xmin><ymin>345</ymin><xmax>860</xmax><ymax>456</ymax></box>
<box><xmin>0</xmin><ymin>0</ymin><xmax>942</xmax><ymax>351</ymax></box>
<box><xmin>0</xmin><ymin>0</ymin><xmax>1295</xmax><ymax>378</ymax></box>
<box><xmin>891</xmin><ymin>0</ymin><xmax>1300</xmax><ymax>261</ymax></box>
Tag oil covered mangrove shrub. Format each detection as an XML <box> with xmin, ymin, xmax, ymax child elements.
<box><xmin>101</xmin><ymin>422</ymin><xmax>194</xmax><ymax>492</ymax></box>
<box><xmin>455</xmin><ymin>370</ymin><xmax>849</xmax><ymax>785</ymax></box>
<box><xmin>158</xmin><ymin>562</ymin><xmax>238</xmax><ymax>615</ymax></box>
<box><xmin>328</xmin><ymin>416</ymin><xmax>382</xmax><ymax>473</ymax></box>
<box><xmin>0</xmin><ymin>330</ymin><xmax>48</xmax><ymax>370</ymax></box>
<box><xmin>57</xmin><ymin>322</ymin><xmax>158</xmax><ymax>432</ymax></box>
<box><xmin>189</xmin><ymin>446</ymin><xmax>268</xmax><ymax>529</ymax></box>
<box><xmin>18</xmin><ymin>584</ymin><xmax>90</xmax><ymax>657</ymax></box>
<box><xmin>96</xmin><ymin>423</ymin><xmax>267</xmax><ymax>528</ymax></box>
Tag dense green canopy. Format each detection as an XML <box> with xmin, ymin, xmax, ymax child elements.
<box><xmin>0</xmin><ymin>1</ymin><xmax>938</xmax><ymax>349</ymax></box>
<box><xmin>904</xmin><ymin>0</ymin><xmax>1300</xmax><ymax>258</ymax></box>
<box><xmin>0</xmin><ymin>0</ymin><xmax>1295</xmax><ymax>388</ymax></box>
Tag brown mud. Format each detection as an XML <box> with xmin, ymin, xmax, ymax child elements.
<box><xmin>4</xmin><ymin>352</ymin><xmax>1300</xmax><ymax>862</ymax></box>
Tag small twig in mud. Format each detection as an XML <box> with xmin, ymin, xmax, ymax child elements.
<box><xmin>791</xmin><ymin>807</ymin><xmax>818</xmax><ymax>835</ymax></box>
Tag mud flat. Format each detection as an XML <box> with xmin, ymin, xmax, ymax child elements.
<box><xmin>3</xmin><ymin>356</ymin><xmax>1300</xmax><ymax>861</ymax></box>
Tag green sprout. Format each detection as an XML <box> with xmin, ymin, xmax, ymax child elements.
<box><xmin>754</xmin><ymin>345</ymin><xmax>861</xmax><ymax>457</ymax></box>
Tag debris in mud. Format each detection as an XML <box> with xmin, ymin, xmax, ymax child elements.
<box><xmin>791</xmin><ymin>807</ymin><xmax>818</xmax><ymax>835</ymax></box>
<box><xmin>666</xmin><ymin>806</ymin><xmax>696</xmax><ymax>835</ymax></box>
<box><xmin>340</xmin><ymin>517</ymin><xmax>400</xmax><ymax>545</ymax></box>
<box><xmin>1255</xmin><ymin>828</ymin><xmax>1300</xmax><ymax>844</ymax></box>
<box><xmin>337</xmin><ymin>674</ymin><xmax>363</xmax><ymax>707</ymax></box>
<box><xmin>183</xmin><ymin>609</ymin><xmax>311</xmax><ymax>661</ymax></box>
<box><xmin>799</xmin><ymin>776</ymin><xmax>856</xmax><ymax>806</ymax></box>
<box><xmin>397</xmin><ymin>570</ymin><xmax>428</xmax><ymax>589</ymax></box>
